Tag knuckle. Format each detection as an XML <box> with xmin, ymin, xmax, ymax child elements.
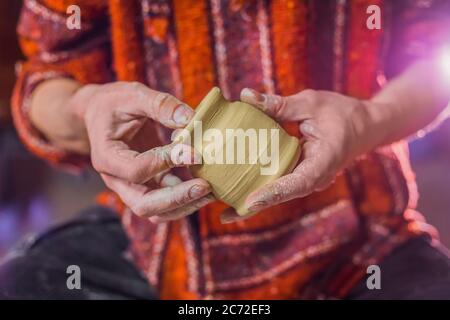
<box><xmin>109</xmin><ymin>81</ymin><xmax>128</xmax><ymax>92</ymax></box>
<box><xmin>150</xmin><ymin>92</ymin><xmax>173</xmax><ymax>122</ymax></box>
<box><xmin>266</xmin><ymin>184</ymin><xmax>285</xmax><ymax>204</ymax></box>
<box><xmin>116</xmin><ymin>82</ymin><xmax>150</xmax><ymax>104</ymax></box>
<box><xmin>270</xmin><ymin>95</ymin><xmax>287</xmax><ymax>118</ymax></box>
<box><xmin>129</xmin><ymin>81</ymin><xmax>145</xmax><ymax>89</ymax></box>
<box><xmin>153</xmin><ymin>92</ymin><xmax>170</xmax><ymax>110</ymax></box>
<box><xmin>119</xmin><ymin>81</ymin><xmax>146</xmax><ymax>91</ymax></box>
<box><xmin>292</xmin><ymin>170</ymin><xmax>315</xmax><ymax>194</ymax></box>
<box><xmin>271</xmin><ymin>190</ymin><xmax>284</xmax><ymax>204</ymax></box>
<box><xmin>301</xmin><ymin>88</ymin><xmax>316</xmax><ymax>97</ymax></box>
<box><xmin>131</xmin><ymin>203</ymin><xmax>150</xmax><ymax>218</ymax></box>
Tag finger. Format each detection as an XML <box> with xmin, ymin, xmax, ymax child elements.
<box><xmin>132</xmin><ymin>84</ymin><xmax>195</xmax><ymax>129</ymax></box>
<box><xmin>244</xmin><ymin>142</ymin><xmax>332</xmax><ymax>212</ymax></box>
<box><xmin>240</xmin><ymin>88</ymin><xmax>316</xmax><ymax>122</ymax></box>
<box><xmin>136</xmin><ymin>178</ymin><xmax>211</xmax><ymax>217</ymax></box>
<box><xmin>299</xmin><ymin>121</ymin><xmax>321</xmax><ymax>140</ymax></box>
<box><xmin>314</xmin><ymin>174</ymin><xmax>336</xmax><ymax>191</ymax></box>
<box><xmin>102</xmin><ymin>174</ymin><xmax>211</xmax><ymax>218</ymax></box>
<box><xmin>92</xmin><ymin>141</ymin><xmax>197</xmax><ymax>184</ymax></box>
<box><xmin>171</xmin><ymin>129</ymin><xmax>183</xmax><ymax>142</ymax></box>
<box><xmin>153</xmin><ymin>169</ymin><xmax>170</xmax><ymax>185</ymax></box>
<box><xmin>101</xmin><ymin>173</ymin><xmax>150</xmax><ymax>205</ymax></box>
<box><xmin>153</xmin><ymin>170</ymin><xmax>184</xmax><ymax>187</ymax></box>
<box><xmin>171</xmin><ymin>166</ymin><xmax>195</xmax><ymax>182</ymax></box>
<box><xmin>149</xmin><ymin>194</ymin><xmax>215</xmax><ymax>223</ymax></box>
<box><xmin>244</xmin><ymin>172</ymin><xmax>314</xmax><ymax>213</ymax></box>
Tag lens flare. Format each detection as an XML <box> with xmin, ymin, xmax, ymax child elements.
<box><xmin>440</xmin><ymin>47</ymin><xmax>450</xmax><ymax>78</ymax></box>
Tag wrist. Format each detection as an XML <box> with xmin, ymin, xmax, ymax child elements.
<box><xmin>64</xmin><ymin>84</ymin><xmax>106</xmax><ymax>155</ymax></box>
<box><xmin>67</xmin><ymin>84</ymin><xmax>99</xmax><ymax>134</ymax></box>
<box><xmin>351</xmin><ymin>99</ymin><xmax>394</xmax><ymax>156</ymax></box>
<box><xmin>30</xmin><ymin>78</ymin><xmax>92</xmax><ymax>155</ymax></box>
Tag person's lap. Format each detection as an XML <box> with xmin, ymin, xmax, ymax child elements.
<box><xmin>0</xmin><ymin>206</ymin><xmax>449</xmax><ymax>300</ymax></box>
<box><xmin>348</xmin><ymin>234</ymin><xmax>450</xmax><ymax>299</ymax></box>
<box><xmin>0</xmin><ymin>207</ymin><xmax>156</xmax><ymax>300</ymax></box>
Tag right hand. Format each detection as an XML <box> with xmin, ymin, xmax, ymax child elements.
<box><xmin>69</xmin><ymin>81</ymin><xmax>213</xmax><ymax>223</ymax></box>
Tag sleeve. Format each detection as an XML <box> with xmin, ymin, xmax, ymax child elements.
<box><xmin>12</xmin><ymin>0</ymin><xmax>113</xmax><ymax>171</ymax></box>
<box><xmin>385</xmin><ymin>0</ymin><xmax>450</xmax><ymax>78</ymax></box>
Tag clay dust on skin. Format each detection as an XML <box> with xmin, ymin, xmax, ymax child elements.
<box><xmin>171</xmin><ymin>120</ymin><xmax>280</xmax><ymax>176</ymax></box>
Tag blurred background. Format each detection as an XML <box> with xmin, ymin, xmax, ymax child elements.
<box><xmin>0</xmin><ymin>1</ymin><xmax>449</xmax><ymax>258</ymax></box>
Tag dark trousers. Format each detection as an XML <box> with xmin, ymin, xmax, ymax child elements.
<box><xmin>0</xmin><ymin>206</ymin><xmax>449</xmax><ymax>300</ymax></box>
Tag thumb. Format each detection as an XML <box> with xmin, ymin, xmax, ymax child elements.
<box><xmin>240</xmin><ymin>88</ymin><xmax>315</xmax><ymax>122</ymax></box>
<box><xmin>240</xmin><ymin>88</ymin><xmax>287</xmax><ymax>120</ymax></box>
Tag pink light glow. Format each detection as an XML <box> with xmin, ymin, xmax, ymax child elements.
<box><xmin>440</xmin><ymin>48</ymin><xmax>450</xmax><ymax>78</ymax></box>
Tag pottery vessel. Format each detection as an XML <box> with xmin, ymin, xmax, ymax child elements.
<box><xmin>175</xmin><ymin>87</ymin><xmax>301</xmax><ymax>216</ymax></box>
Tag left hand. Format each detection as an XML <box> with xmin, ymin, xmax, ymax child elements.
<box><xmin>70</xmin><ymin>82</ymin><xmax>214</xmax><ymax>223</ymax></box>
<box><xmin>222</xmin><ymin>88</ymin><xmax>374</xmax><ymax>223</ymax></box>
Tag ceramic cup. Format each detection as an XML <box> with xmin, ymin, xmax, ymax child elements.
<box><xmin>175</xmin><ymin>87</ymin><xmax>301</xmax><ymax>216</ymax></box>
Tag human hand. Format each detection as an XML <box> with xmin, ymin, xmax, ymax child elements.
<box><xmin>70</xmin><ymin>81</ymin><xmax>213</xmax><ymax>222</ymax></box>
<box><xmin>237</xmin><ymin>88</ymin><xmax>374</xmax><ymax>215</ymax></box>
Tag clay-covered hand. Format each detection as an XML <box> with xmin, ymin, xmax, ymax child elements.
<box><xmin>70</xmin><ymin>81</ymin><xmax>213</xmax><ymax>223</ymax></box>
<box><xmin>240</xmin><ymin>88</ymin><xmax>373</xmax><ymax>214</ymax></box>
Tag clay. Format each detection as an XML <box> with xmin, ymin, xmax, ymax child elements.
<box><xmin>175</xmin><ymin>87</ymin><xmax>301</xmax><ymax>216</ymax></box>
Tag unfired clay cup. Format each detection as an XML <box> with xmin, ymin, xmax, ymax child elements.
<box><xmin>175</xmin><ymin>87</ymin><xmax>301</xmax><ymax>216</ymax></box>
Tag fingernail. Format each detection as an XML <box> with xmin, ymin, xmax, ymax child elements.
<box><xmin>149</xmin><ymin>216</ymin><xmax>163</xmax><ymax>224</ymax></box>
<box><xmin>171</xmin><ymin>129</ymin><xmax>183</xmax><ymax>142</ymax></box>
<box><xmin>221</xmin><ymin>214</ymin><xmax>248</xmax><ymax>224</ymax></box>
<box><xmin>173</xmin><ymin>104</ymin><xmax>193</xmax><ymax>125</ymax></box>
<box><xmin>241</xmin><ymin>88</ymin><xmax>265</xmax><ymax>103</ymax></box>
<box><xmin>247</xmin><ymin>201</ymin><xmax>267</xmax><ymax>212</ymax></box>
<box><xmin>160</xmin><ymin>174</ymin><xmax>182</xmax><ymax>187</ymax></box>
<box><xmin>189</xmin><ymin>184</ymin><xmax>208</xmax><ymax>199</ymax></box>
<box><xmin>299</xmin><ymin>122</ymin><xmax>316</xmax><ymax>138</ymax></box>
<box><xmin>221</xmin><ymin>218</ymin><xmax>233</xmax><ymax>224</ymax></box>
<box><xmin>221</xmin><ymin>215</ymin><xmax>237</xmax><ymax>224</ymax></box>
